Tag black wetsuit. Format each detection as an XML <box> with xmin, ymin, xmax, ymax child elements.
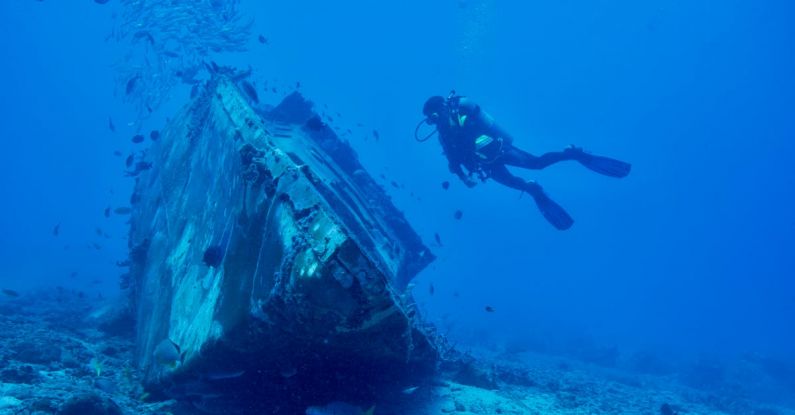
<box><xmin>431</xmin><ymin>95</ymin><xmax>629</xmax><ymax>230</ymax></box>
<box><xmin>438</xmin><ymin>97</ymin><xmax>574</xmax><ymax>192</ymax></box>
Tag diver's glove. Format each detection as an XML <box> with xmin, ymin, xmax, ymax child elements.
<box><xmin>457</xmin><ymin>172</ymin><xmax>477</xmax><ymax>188</ymax></box>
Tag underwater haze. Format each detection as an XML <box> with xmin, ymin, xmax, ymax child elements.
<box><xmin>1</xmin><ymin>0</ymin><xmax>794</xmax><ymax>412</ymax></box>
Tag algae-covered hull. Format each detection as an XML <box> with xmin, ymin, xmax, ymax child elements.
<box><xmin>126</xmin><ymin>75</ymin><xmax>436</xmax><ymax>402</ymax></box>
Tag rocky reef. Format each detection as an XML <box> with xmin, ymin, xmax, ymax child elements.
<box><xmin>1</xmin><ymin>288</ymin><xmax>793</xmax><ymax>414</ymax></box>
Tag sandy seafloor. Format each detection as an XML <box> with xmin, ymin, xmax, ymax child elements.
<box><xmin>0</xmin><ymin>289</ymin><xmax>792</xmax><ymax>415</ymax></box>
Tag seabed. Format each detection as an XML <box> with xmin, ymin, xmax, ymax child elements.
<box><xmin>1</xmin><ymin>289</ymin><xmax>793</xmax><ymax>415</ymax></box>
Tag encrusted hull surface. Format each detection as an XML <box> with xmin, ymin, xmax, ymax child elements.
<box><xmin>126</xmin><ymin>76</ymin><xmax>436</xmax><ymax>403</ymax></box>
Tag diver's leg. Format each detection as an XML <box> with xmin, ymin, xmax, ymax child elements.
<box><xmin>486</xmin><ymin>163</ymin><xmax>532</xmax><ymax>191</ymax></box>
<box><xmin>487</xmin><ymin>164</ymin><xmax>574</xmax><ymax>230</ymax></box>
<box><xmin>500</xmin><ymin>145</ymin><xmax>575</xmax><ymax>170</ymax></box>
<box><xmin>503</xmin><ymin>145</ymin><xmax>631</xmax><ymax>178</ymax></box>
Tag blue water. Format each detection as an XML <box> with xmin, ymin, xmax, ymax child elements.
<box><xmin>1</xmin><ymin>0</ymin><xmax>794</xmax><ymax>408</ymax></box>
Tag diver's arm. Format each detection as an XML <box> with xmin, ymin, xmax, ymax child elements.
<box><xmin>446</xmin><ymin>156</ymin><xmax>476</xmax><ymax>187</ymax></box>
<box><xmin>450</xmin><ymin>162</ymin><xmax>477</xmax><ymax>187</ymax></box>
<box><xmin>439</xmin><ymin>135</ymin><xmax>466</xmax><ymax>181</ymax></box>
<box><xmin>449</xmin><ymin>161</ymin><xmax>467</xmax><ymax>181</ymax></box>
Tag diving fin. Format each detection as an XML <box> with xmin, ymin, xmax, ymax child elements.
<box><xmin>565</xmin><ymin>146</ymin><xmax>631</xmax><ymax>178</ymax></box>
<box><xmin>580</xmin><ymin>154</ymin><xmax>632</xmax><ymax>178</ymax></box>
<box><xmin>532</xmin><ymin>191</ymin><xmax>574</xmax><ymax>230</ymax></box>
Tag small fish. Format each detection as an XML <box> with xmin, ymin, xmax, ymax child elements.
<box><xmin>203</xmin><ymin>245</ymin><xmax>224</xmax><ymax>268</ymax></box>
<box><xmin>133</xmin><ymin>30</ymin><xmax>155</xmax><ymax>45</ymax></box>
<box><xmin>94</xmin><ymin>377</ymin><xmax>114</xmax><ymax>393</ymax></box>
<box><xmin>113</xmin><ymin>150</ymin><xmax>122</xmax><ymax>157</ymax></box>
<box><xmin>146</xmin><ymin>104</ymin><xmax>153</xmax><ymax>113</ymax></box>
<box><xmin>176</xmin><ymin>69</ymin><xmax>196</xmax><ymax>84</ymax></box>
<box><xmin>125</xmin><ymin>154</ymin><xmax>134</xmax><ymax>168</ymax></box>
<box><xmin>135</xmin><ymin>161</ymin><xmax>152</xmax><ymax>171</ymax></box>
<box><xmin>305</xmin><ymin>402</ymin><xmax>375</xmax><ymax>415</ymax></box>
<box><xmin>131</xmin><ymin>134</ymin><xmax>145</xmax><ymax>143</ymax></box>
<box><xmin>113</xmin><ymin>207</ymin><xmax>132</xmax><ymax>215</ymax></box>
<box><xmin>125</xmin><ymin>75</ymin><xmax>140</xmax><ymax>95</ymax></box>
<box><xmin>280</xmin><ymin>366</ymin><xmax>297</xmax><ymax>378</ymax></box>
<box><xmin>453</xmin><ymin>210</ymin><xmax>463</xmax><ymax>220</ymax></box>
<box><xmin>433</xmin><ymin>233</ymin><xmax>442</xmax><ymax>246</ymax></box>
<box><xmin>95</xmin><ymin>227</ymin><xmax>103</xmax><ymax>236</ymax></box>
<box><xmin>485</xmin><ymin>306</ymin><xmax>495</xmax><ymax>313</ymax></box>
<box><xmin>206</xmin><ymin>60</ymin><xmax>221</xmax><ymax>74</ymax></box>
<box><xmin>204</xmin><ymin>370</ymin><xmax>246</xmax><ymax>381</ymax></box>
<box><xmin>108</xmin><ymin>116</ymin><xmax>116</xmax><ymax>132</ymax></box>
<box><xmin>94</xmin><ymin>0</ymin><xmax>110</xmax><ymax>4</ymax></box>
<box><xmin>441</xmin><ymin>181</ymin><xmax>450</xmax><ymax>190</ymax></box>
<box><xmin>125</xmin><ymin>161</ymin><xmax>152</xmax><ymax>177</ymax></box>
<box><xmin>372</xmin><ymin>129</ymin><xmax>380</xmax><ymax>141</ymax></box>
<box><xmin>162</xmin><ymin>50</ymin><xmax>179</xmax><ymax>58</ymax></box>
<box><xmin>305</xmin><ymin>116</ymin><xmax>325</xmax><ymax>131</ymax></box>
<box><xmin>390</xmin><ymin>181</ymin><xmax>400</xmax><ymax>189</ymax></box>
<box><xmin>153</xmin><ymin>339</ymin><xmax>185</xmax><ymax>368</ymax></box>
<box><xmin>240</xmin><ymin>81</ymin><xmax>259</xmax><ymax>103</ymax></box>
<box><xmin>116</xmin><ymin>260</ymin><xmax>131</xmax><ymax>267</ymax></box>
<box><xmin>91</xmin><ymin>242</ymin><xmax>102</xmax><ymax>250</ymax></box>
<box><xmin>295</xmin><ymin>81</ymin><xmax>301</xmax><ymax>89</ymax></box>
<box><xmin>660</xmin><ymin>403</ymin><xmax>681</xmax><ymax>415</ymax></box>
<box><xmin>150</xmin><ymin>130</ymin><xmax>160</xmax><ymax>141</ymax></box>
<box><xmin>402</xmin><ymin>386</ymin><xmax>419</xmax><ymax>394</ymax></box>
<box><xmin>1</xmin><ymin>289</ymin><xmax>20</xmax><ymax>297</ymax></box>
<box><xmin>69</xmin><ymin>271</ymin><xmax>78</xmax><ymax>278</ymax></box>
<box><xmin>429</xmin><ymin>283</ymin><xmax>435</xmax><ymax>296</ymax></box>
<box><xmin>190</xmin><ymin>83</ymin><xmax>200</xmax><ymax>99</ymax></box>
<box><xmin>258</xmin><ymin>35</ymin><xmax>268</xmax><ymax>44</ymax></box>
<box><xmin>104</xmin><ymin>206</ymin><xmax>111</xmax><ymax>217</ymax></box>
<box><xmin>52</xmin><ymin>223</ymin><xmax>60</xmax><ymax>237</ymax></box>
<box><xmin>119</xmin><ymin>273</ymin><xmax>131</xmax><ymax>290</ymax></box>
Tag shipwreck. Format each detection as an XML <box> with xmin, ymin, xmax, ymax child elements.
<box><xmin>124</xmin><ymin>73</ymin><xmax>439</xmax><ymax>410</ymax></box>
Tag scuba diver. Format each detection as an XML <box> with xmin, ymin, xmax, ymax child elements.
<box><xmin>417</xmin><ymin>92</ymin><xmax>631</xmax><ymax>230</ymax></box>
